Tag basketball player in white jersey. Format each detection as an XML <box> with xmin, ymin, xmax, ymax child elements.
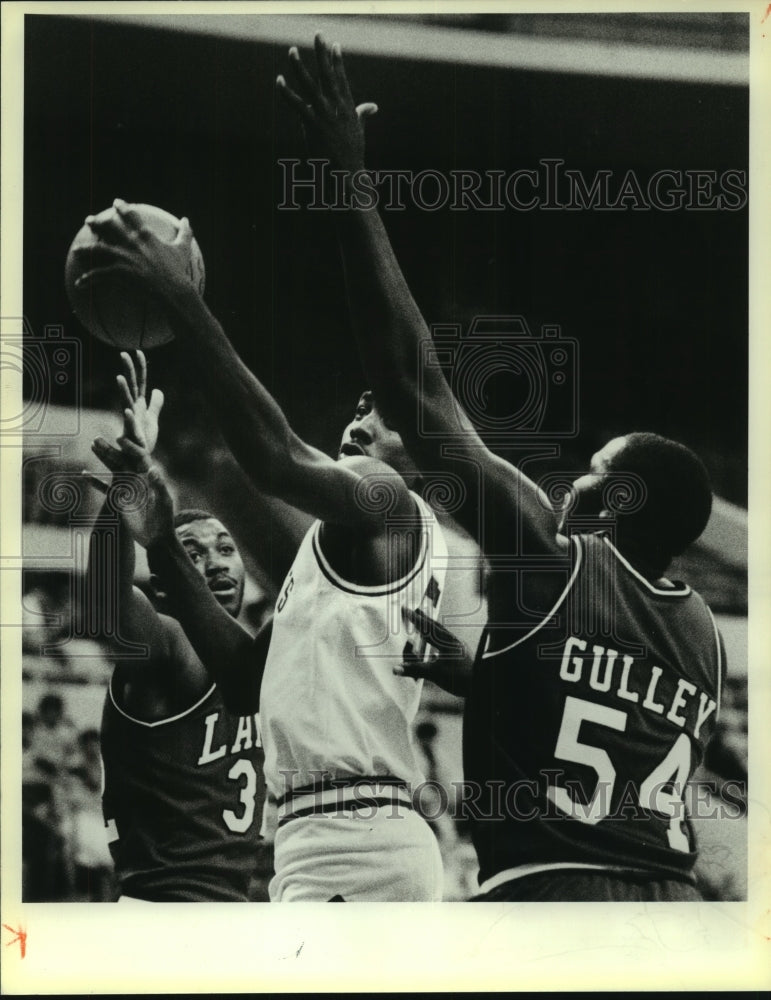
<box><xmin>80</xmin><ymin>208</ymin><xmax>448</xmax><ymax>901</ymax></box>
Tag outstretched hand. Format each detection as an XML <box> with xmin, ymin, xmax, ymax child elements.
<box><xmin>85</xmin><ymin>438</ymin><xmax>174</xmax><ymax>550</ymax></box>
<box><xmin>73</xmin><ymin>199</ymin><xmax>196</xmax><ymax>300</ymax></box>
<box><xmin>86</xmin><ymin>352</ymin><xmax>173</xmax><ymax>548</ymax></box>
<box><xmin>115</xmin><ymin>349</ymin><xmax>165</xmax><ymax>456</ymax></box>
<box><xmin>277</xmin><ymin>33</ymin><xmax>378</xmax><ymax>174</ymax></box>
<box><xmin>395</xmin><ymin>607</ymin><xmax>473</xmax><ymax>698</ymax></box>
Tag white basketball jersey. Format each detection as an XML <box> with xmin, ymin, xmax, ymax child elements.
<box><xmin>261</xmin><ymin>493</ymin><xmax>448</xmax><ymax>801</ymax></box>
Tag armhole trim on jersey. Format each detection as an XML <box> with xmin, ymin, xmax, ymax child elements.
<box><xmin>601</xmin><ymin>535</ymin><xmax>691</xmax><ymax>597</ymax></box>
<box><xmin>108</xmin><ymin>678</ymin><xmax>217</xmax><ymax>729</ymax></box>
<box><xmin>311</xmin><ymin>495</ymin><xmax>432</xmax><ymax>597</ymax></box>
<box><xmin>706</xmin><ymin>606</ymin><xmax>723</xmax><ymax>717</ymax></box>
<box><xmin>482</xmin><ymin>536</ymin><xmax>583</xmax><ymax>659</ymax></box>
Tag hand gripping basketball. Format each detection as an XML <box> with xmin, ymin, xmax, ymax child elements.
<box><xmin>66</xmin><ymin>200</ymin><xmax>205</xmax><ymax>349</ymax></box>
<box><xmin>77</xmin><ymin>199</ymin><xmax>195</xmax><ymax>291</ymax></box>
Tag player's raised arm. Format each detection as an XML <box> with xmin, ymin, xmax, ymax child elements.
<box><xmin>94</xmin><ymin>442</ymin><xmax>266</xmax><ymax>715</ymax></box>
<box><xmin>83</xmin><ymin>351</ymin><xmax>170</xmax><ymax>657</ymax></box>
<box><xmin>89</xmin><ymin>352</ymin><xmax>266</xmax><ymax>712</ymax></box>
<box><xmin>277</xmin><ymin>36</ymin><xmax>560</xmax><ymax>557</ymax></box>
<box><xmin>84</xmin><ymin>489</ymin><xmax>166</xmax><ymax>652</ymax></box>
<box><xmin>76</xmin><ymin>204</ymin><xmax>412</xmax><ymax>534</ymax></box>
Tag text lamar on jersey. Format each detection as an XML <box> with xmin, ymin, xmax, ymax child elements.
<box><xmin>198</xmin><ymin>711</ymin><xmax>262</xmax><ymax>766</ymax></box>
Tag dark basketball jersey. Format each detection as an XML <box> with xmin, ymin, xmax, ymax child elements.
<box><xmin>464</xmin><ymin>532</ymin><xmax>723</xmax><ymax>888</ymax></box>
<box><xmin>101</xmin><ymin>683</ymin><xmax>266</xmax><ymax>901</ymax></box>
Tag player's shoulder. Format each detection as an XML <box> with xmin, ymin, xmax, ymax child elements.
<box><xmin>335</xmin><ymin>454</ymin><xmax>416</xmax><ymax>519</ymax></box>
<box><xmin>336</xmin><ymin>453</ymin><xmax>408</xmax><ymax>485</ymax></box>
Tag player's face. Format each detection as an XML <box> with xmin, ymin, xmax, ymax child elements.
<box><xmin>559</xmin><ymin>436</ymin><xmax>628</xmax><ymax>531</ymax></box>
<box><xmin>175</xmin><ymin>518</ymin><xmax>246</xmax><ymax>618</ymax></box>
<box><xmin>338</xmin><ymin>391</ymin><xmax>417</xmax><ymax>479</ymax></box>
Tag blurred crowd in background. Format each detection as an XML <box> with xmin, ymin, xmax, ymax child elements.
<box><xmin>22</xmin><ymin>691</ymin><xmax>115</xmax><ymax>903</ymax></box>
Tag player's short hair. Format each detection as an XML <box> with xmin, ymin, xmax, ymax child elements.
<box><xmin>605</xmin><ymin>432</ymin><xmax>712</xmax><ymax>566</ymax></box>
<box><xmin>173</xmin><ymin>508</ymin><xmax>217</xmax><ymax>530</ymax></box>
<box><xmin>146</xmin><ymin>508</ymin><xmax>221</xmax><ymax>579</ymax></box>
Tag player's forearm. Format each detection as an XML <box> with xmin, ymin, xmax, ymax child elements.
<box><xmin>336</xmin><ymin>204</ymin><xmax>443</xmax><ymax>426</ymax></box>
<box><xmin>162</xmin><ymin>285</ymin><xmax>297</xmax><ymax>494</ymax></box>
<box><xmin>145</xmin><ymin>530</ymin><xmax>264</xmax><ymax>710</ymax></box>
<box><xmin>431</xmin><ymin>656</ymin><xmax>472</xmax><ymax>699</ymax></box>
<box><xmin>419</xmin><ymin>664</ymin><xmax>471</xmax><ymax>699</ymax></box>
<box><xmin>160</xmin><ymin>284</ymin><xmax>380</xmax><ymax>525</ymax></box>
<box><xmin>337</xmin><ymin>202</ymin><xmax>560</xmax><ymax>554</ymax></box>
<box><xmin>85</xmin><ymin>497</ymin><xmax>135</xmax><ymax>638</ymax></box>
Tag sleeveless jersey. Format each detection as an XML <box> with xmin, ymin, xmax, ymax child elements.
<box><xmin>101</xmin><ymin>683</ymin><xmax>265</xmax><ymax>901</ymax></box>
<box><xmin>260</xmin><ymin>492</ymin><xmax>448</xmax><ymax>801</ymax></box>
<box><xmin>464</xmin><ymin>532</ymin><xmax>723</xmax><ymax>886</ymax></box>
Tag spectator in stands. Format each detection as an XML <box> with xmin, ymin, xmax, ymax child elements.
<box><xmin>60</xmin><ymin>729</ymin><xmax>116</xmax><ymax>901</ymax></box>
<box><xmin>22</xmin><ymin>705</ymin><xmax>71</xmax><ymax>901</ymax></box>
<box><xmin>30</xmin><ymin>693</ymin><xmax>78</xmax><ymax>776</ymax></box>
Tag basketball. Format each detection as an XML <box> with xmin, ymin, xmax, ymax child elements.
<box><xmin>64</xmin><ymin>203</ymin><xmax>205</xmax><ymax>349</ymax></box>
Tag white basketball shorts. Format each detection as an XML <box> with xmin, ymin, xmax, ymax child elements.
<box><xmin>269</xmin><ymin>803</ymin><xmax>443</xmax><ymax>902</ymax></box>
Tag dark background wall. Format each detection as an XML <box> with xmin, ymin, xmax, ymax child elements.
<box><xmin>23</xmin><ymin>15</ymin><xmax>748</xmax><ymax>502</ymax></box>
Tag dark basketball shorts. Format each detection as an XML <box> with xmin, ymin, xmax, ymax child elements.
<box><xmin>472</xmin><ymin>870</ymin><xmax>703</xmax><ymax>902</ymax></box>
